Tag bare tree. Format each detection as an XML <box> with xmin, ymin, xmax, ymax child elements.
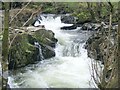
<box><xmin>117</xmin><ymin>1</ymin><xmax>120</xmax><ymax>88</ymax></box>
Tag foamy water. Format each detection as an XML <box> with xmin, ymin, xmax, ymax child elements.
<box><xmin>8</xmin><ymin>14</ymin><xmax>96</xmax><ymax>88</ymax></box>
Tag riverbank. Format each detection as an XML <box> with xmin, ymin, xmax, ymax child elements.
<box><xmin>1</xmin><ymin>2</ymin><xmax>119</xmax><ymax>89</ymax></box>
<box><xmin>85</xmin><ymin>24</ymin><xmax>118</xmax><ymax>88</ymax></box>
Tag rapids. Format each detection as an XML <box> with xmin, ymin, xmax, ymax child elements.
<box><xmin>8</xmin><ymin>14</ymin><xmax>96</xmax><ymax>88</ymax></box>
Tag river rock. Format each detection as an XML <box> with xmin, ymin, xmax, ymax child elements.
<box><xmin>81</xmin><ymin>23</ymin><xmax>101</xmax><ymax>31</ymax></box>
<box><xmin>60</xmin><ymin>24</ymin><xmax>77</xmax><ymax>30</ymax></box>
<box><xmin>9</xmin><ymin>29</ymin><xmax>58</xmax><ymax>70</ymax></box>
<box><xmin>61</xmin><ymin>15</ymin><xmax>77</xmax><ymax>24</ymax></box>
<box><xmin>81</xmin><ymin>22</ymin><xmax>118</xmax><ymax>32</ymax></box>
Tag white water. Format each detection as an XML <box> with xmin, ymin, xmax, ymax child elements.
<box><xmin>8</xmin><ymin>14</ymin><xmax>96</xmax><ymax>88</ymax></box>
<box><xmin>34</xmin><ymin>42</ymin><xmax>44</xmax><ymax>60</ymax></box>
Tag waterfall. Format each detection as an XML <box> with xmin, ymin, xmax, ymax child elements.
<box><xmin>34</xmin><ymin>42</ymin><xmax>44</xmax><ymax>60</ymax></box>
<box><xmin>8</xmin><ymin>14</ymin><xmax>96</xmax><ymax>88</ymax></box>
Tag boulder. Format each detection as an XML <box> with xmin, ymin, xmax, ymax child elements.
<box><xmin>9</xmin><ymin>29</ymin><xmax>58</xmax><ymax>70</ymax></box>
<box><xmin>76</xmin><ymin>19</ymin><xmax>91</xmax><ymax>25</ymax></box>
<box><xmin>61</xmin><ymin>15</ymin><xmax>76</xmax><ymax>24</ymax></box>
<box><xmin>81</xmin><ymin>22</ymin><xmax>118</xmax><ymax>31</ymax></box>
<box><xmin>81</xmin><ymin>23</ymin><xmax>101</xmax><ymax>31</ymax></box>
<box><xmin>32</xmin><ymin>29</ymin><xmax>58</xmax><ymax>48</ymax></box>
<box><xmin>60</xmin><ymin>24</ymin><xmax>77</xmax><ymax>30</ymax></box>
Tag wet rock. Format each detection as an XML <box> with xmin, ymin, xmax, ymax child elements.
<box><xmin>33</xmin><ymin>29</ymin><xmax>58</xmax><ymax>48</ymax></box>
<box><xmin>81</xmin><ymin>23</ymin><xmax>101</xmax><ymax>31</ymax></box>
<box><xmin>61</xmin><ymin>15</ymin><xmax>77</xmax><ymax>24</ymax></box>
<box><xmin>32</xmin><ymin>19</ymin><xmax>41</xmax><ymax>27</ymax></box>
<box><xmin>81</xmin><ymin>23</ymin><xmax>92</xmax><ymax>30</ymax></box>
<box><xmin>81</xmin><ymin>22</ymin><xmax>118</xmax><ymax>32</ymax></box>
<box><xmin>9</xmin><ymin>29</ymin><xmax>58</xmax><ymax>70</ymax></box>
<box><xmin>76</xmin><ymin>19</ymin><xmax>91</xmax><ymax>25</ymax></box>
<box><xmin>85</xmin><ymin>33</ymin><xmax>104</xmax><ymax>62</ymax></box>
<box><xmin>60</xmin><ymin>24</ymin><xmax>77</xmax><ymax>30</ymax></box>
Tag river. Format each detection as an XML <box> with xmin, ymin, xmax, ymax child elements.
<box><xmin>8</xmin><ymin>14</ymin><xmax>96</xmax><ymax>88</ymax></box>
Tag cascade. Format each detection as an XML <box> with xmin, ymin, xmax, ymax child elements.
<box><xmin>8</xmin><ymin>14</ymin><xmax>95</xmax><ymax>88</ymax></box>
<box><xmin>34</xmin><ymin>42</ymin><xmax>44</xmax><ymax>60</ymax></box>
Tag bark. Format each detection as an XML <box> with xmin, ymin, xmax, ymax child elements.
<box><xmin>117</xmin><ymin>1</ymin><xmax>120</xmax><ymax>88</ymax></box>
<box><xmin>2</xmin><ymin>2</ymin><xmax>9</xmax><ymax>90</ymax></box>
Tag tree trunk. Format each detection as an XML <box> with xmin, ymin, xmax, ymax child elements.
<box><xmin>117</xmin><ymin>1</ymin><xmax>120</xmax><ymax>88</ymax></box>
<box><xmin>2</xmin><ymin>2</ymin><xmax>9</xmax><ymax>89</ymax></box>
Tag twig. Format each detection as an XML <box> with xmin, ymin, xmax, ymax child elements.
<box><xmin>22</xmin><ymin>7</ymin><xmax>41</xmax><ymax>27</ymax></box>
<box><xmin>9</xmin><ymin>32</ymin><xmax>18</xmax><ymax>49</ymax></box>
<box><xmin>8</xmin><ymin>27</ymin><xmax>18</xmax><ymax>49</ymax></box>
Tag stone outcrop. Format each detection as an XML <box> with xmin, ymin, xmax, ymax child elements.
<box><xmin>9</xmin><ymin>28</ymin><xmax>58</xmax><ymax>70</ymax></box>
<box><xmin>85</xmin><ymin>29</ymin><xmax>118</xmax><ymax>88</ymax></box>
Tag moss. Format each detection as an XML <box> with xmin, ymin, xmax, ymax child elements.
<box><xmin>9</xmin><ymin>33</ymin><xmax>37</xmax><ymax>70</ymax></box>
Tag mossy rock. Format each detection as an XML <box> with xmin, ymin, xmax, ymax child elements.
<box><xmin>9</xmin><ymin>29</ymin><xmax>57</xmax><ymax>70</ymax></box>
<box><xmin>9</xmin><ymin>34</ymin><xmax>37</xmax><ymax>70</ymax></box>
<box><xmin>32</xmin><ymin>29</ymin><xmax>58</xmax><ymax>47</ymax></box>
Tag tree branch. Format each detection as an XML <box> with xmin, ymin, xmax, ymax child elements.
<box><xmin>22</xmin><ymin>7</ymin><xmax>41</xmax><ymax>27</ymax></box>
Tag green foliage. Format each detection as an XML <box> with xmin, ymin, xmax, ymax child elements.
<box><xmin>43</xmin><ymin>7</ymin><xmax>56</xmax><ymax>14</ymax></box>
<box><xmin>73</xmin><ymin>11</ymin><xmax>91</xmax><ymax>22</ymax></box>
<box><xmin>11</xmin><ymin>2</ymin><xmax>117</xmax><ymax>23</ymax></box>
